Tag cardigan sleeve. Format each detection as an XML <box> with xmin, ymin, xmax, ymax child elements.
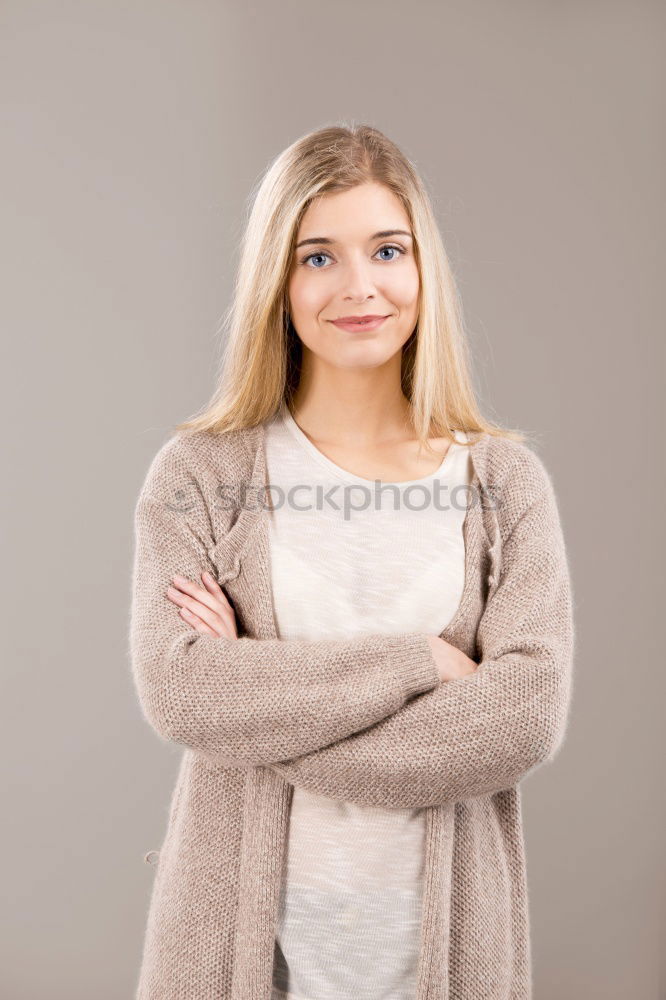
<box><xmin>267</xmin><ymin>448</ymin><xmax>575</xmax><ymax>808</ymax></box>
<box><xmin>128</xmin><ymin>441</ymin><xmax>440</xmax><ymax>769</ymax></box>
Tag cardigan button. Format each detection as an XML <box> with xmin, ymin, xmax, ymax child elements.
<box><xmin>144</xmin><ymin>850</ymin><xmax>160</xmax><ymax>865</ymax></box>
<box><xmin>216</xmin><ymin>558</ymin><xmax>242</xmax><ymax>584</ymax></box>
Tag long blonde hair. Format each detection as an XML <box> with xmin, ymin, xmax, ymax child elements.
<box><xmin>175</xmin><ymin>122</ymin><xmax>526</xmax><ymax>450</ymax></box>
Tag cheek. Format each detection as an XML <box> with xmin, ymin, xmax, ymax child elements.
<box><xmin>288</xmin><ymin>270</ymin><xmax>329</xmax><ymax>318</ymax></box>
<box><xmin>387</xmin><ymin>262</ymin><xmax>420</xmax><ymax>308</ymax></box>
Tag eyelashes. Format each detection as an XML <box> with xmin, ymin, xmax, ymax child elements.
<box><xmin>299</xmin><ymin>244</ymin><xmax>408</xmax><ymax>269</ymax></box>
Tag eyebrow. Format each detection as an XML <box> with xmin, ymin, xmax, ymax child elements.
<box><xmin>295</xmin><ymin>229</ymin><xmax>413</xmax><ymax>249</ymax></box>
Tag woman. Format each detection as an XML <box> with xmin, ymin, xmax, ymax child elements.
<box><xmin>130</xmin><ymin>123</ymin><xmax>575</xmax><ymax>1000</ymax></box>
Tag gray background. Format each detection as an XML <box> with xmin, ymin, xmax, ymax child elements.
<box><xmin>1</xmin><ymin>1</ymin><xmax>663</xmax><ymax>997</ymax></box>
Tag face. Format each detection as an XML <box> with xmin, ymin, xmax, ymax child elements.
<box><xmin>287</xmin><ymin>182</ymin><xmax>420</xmax><ymax>370</ymax></box>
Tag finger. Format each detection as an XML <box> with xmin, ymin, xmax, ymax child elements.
<box><xmin>170</xmin><ymin>573</ymin><xmax>232</xmax><ymax>619</ymax></box>
<box><xmin>179</xmin><ymin>606</ymin><xmax>218</xmax><ymax>636</ymax></box>
<box><xmin>181</xmin><ymin>602</ymin><xmax>237</xmax><ymax>639</ymax></box>
<box><xmin>166</xmin><ymin>572</ymin><xmax>237</xmax><ymax>632</ymax></box>
<box><xmin>166</xmin><ymin>585</ymin><xmax>224</xmax><ymax>632</ymax></box>
<box><xmin>201</xmin><ymin>571</ymin><xmax>233</xmax><ymax>605</ymax></box>
<box><xmin>200</xmin><ymin>572</ymin><xmax>238</xmax><ymax>625</ymax></box>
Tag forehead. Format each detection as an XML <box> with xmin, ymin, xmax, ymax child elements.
<box><xmin>296</xmin><ymin>182</ymin><xmax>410</xmax><ymax>238</ymax></box>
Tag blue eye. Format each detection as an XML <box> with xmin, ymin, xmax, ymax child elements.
<box><xmin>300</xmin><ymin>244</ymin><xmax>406</xmax><ymax>268</ymax></box>
<box><xmin>303</xmin><ymin>252</ymin><xmax>331</xmax><ymax>268</ymax></box>
<box><xmin>376</xmin><ymin>245</ymin><xmax>402</xmax><ymax>262</ymax></box>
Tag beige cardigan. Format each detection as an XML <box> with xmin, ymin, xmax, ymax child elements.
<box><xmin>129</xmin><ymin>419</ymin><xmax>575</xmax><ymax>999</ymax></box>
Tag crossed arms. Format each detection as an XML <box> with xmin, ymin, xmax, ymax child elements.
<box><xmin>130</xmin><ymin>437</ymin><xmax>574</xmax><ymax>806</ymax></box>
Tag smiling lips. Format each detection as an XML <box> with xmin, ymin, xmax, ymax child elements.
<box><xmin>330</xmin><ymin>314</ymin><xmax>390</xmax><ymax>331</ymax></box>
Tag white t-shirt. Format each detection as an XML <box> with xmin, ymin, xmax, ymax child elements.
<box><xmin>267</xmin><ymin>401</ymin><xmax>472</xmax><ymax>1000</ymax></box>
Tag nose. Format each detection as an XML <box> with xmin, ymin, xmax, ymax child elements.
<box><xmin>340</xmin><ymin>254</ymin><xmax>377</xmax><ymax>302</ymax></box>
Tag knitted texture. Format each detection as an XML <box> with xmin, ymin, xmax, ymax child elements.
<box><xmin>129</xmin><ymin>422</ymin><xmax>575</xmax><ymax>1000</ymax></box>
<box><xmin>268</xmin><ymin>441</ymin><xmax>574</xmax><ymax>808</ymax></box>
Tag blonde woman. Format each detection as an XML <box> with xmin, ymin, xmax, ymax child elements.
<box><xmin>130</xmin><ymin>123</ymin><xmax>574</xmax><ymax>1000</ymax></box>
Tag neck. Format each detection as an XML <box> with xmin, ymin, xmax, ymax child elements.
<box><xmin>288</xmin><ymin>355</ymin><xmax>415</xmax><ymax>448</ymax></box>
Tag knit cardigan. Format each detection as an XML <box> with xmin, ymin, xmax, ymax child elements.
<box><xmin>129</xmin><ymin>418</ymin><xmax>575</xmax><ymax>1000</ymax></box>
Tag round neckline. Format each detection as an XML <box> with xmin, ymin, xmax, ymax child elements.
<box><xmin>278</xmin><ymin>400</ymin><xmax>466</xmax><ymax>486</ymax></box>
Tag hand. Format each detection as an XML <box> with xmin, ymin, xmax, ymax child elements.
<box><xmin>426</xmin><ymin>635</ymin><xmax>478</xmax><ymax>683</ymax></box>
<box><xmin>165</xmin><ymin>571</ymin><xmax>238</xmax><ymax>638</ymax></box>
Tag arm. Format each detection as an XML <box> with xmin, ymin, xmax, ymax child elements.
<box><xmin>267</xmin><ymin>450</ymin><xmax>575</xmax><ymax>808</ymax></box>
<box><xmin>128</xmin><ymin>438</ymin><xmax>440</xmax><ymax>769</ymax></box>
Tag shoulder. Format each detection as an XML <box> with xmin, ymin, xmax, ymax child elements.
<box><xmin>137</xmin><ymin>425</ymin><xmax>258</xmax><ymax>504</ymax></box>
<box><xmin>484</xmin><ymin>434</ymin><xmax>553</xmax><ymax>489</ymax></box>
<box><xmin>477</xmin><ymin>433</ymin><xmax>560</xmax><ymax>537</ymax></box>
